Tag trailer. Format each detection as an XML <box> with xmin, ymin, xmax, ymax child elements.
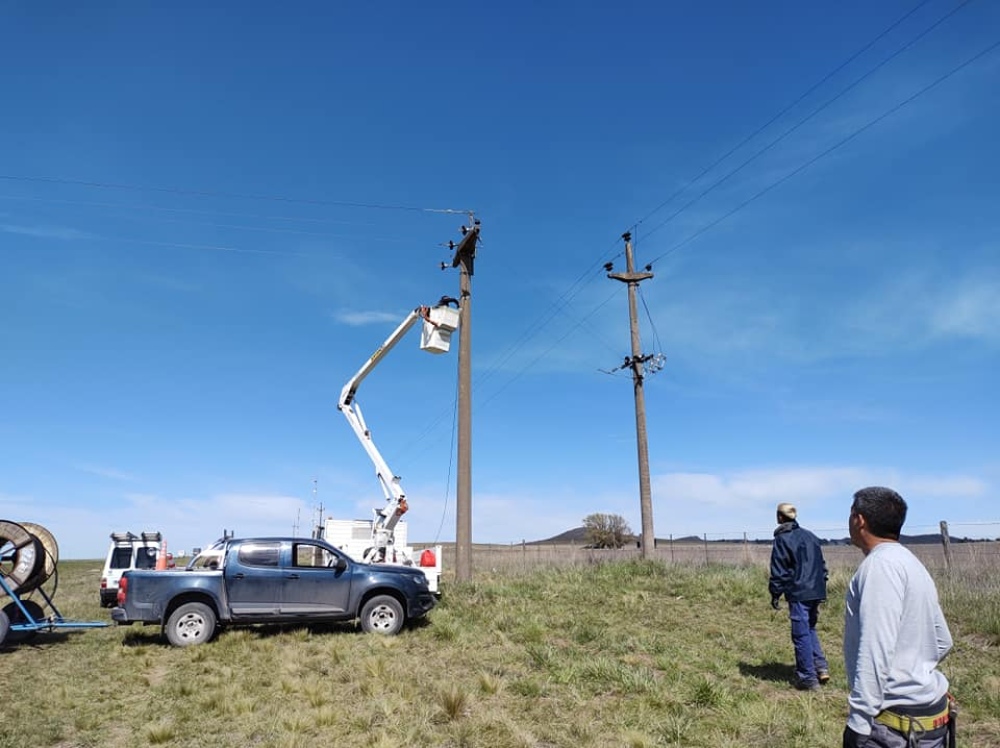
<box><xmin>0</xmin><ymin>520</ymin><xmax>109</xmax><ymax>647</ymax></box>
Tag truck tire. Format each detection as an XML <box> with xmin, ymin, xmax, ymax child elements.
<box><xmin>360</xmin><ymin>594</ymin><xmax>404</xmax><ymax>635</ymax></box>
<box><xmin>164</xmin><ymin>602</ymin><xmax>217</xmax><ymax>647</ymax></box>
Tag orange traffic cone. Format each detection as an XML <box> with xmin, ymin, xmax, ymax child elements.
<box><xmin>155</xmin><ymin>539</ymin><xmax>168</xmax><ymax>570</ymax></box>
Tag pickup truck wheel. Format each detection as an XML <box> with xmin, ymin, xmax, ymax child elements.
<box><xmin>164</xmin><ymin>602</ymin><xmax>217</xmax><ymax>647</ymax></box>
<box><xmin>360</xmin><ymin>595</ymin><xmax>404</xmax><ymax>635</ymax></box>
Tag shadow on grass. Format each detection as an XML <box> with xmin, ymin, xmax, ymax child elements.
<box><xmin>0</xmin><ymin>629</ymin><xmax>87</xmax><ymax>651</ymax></box>
<box><xmin>739</xmin><ymin>660</ymin><xmax>796</xmax><ymax>684</ymax></box>
<box><xmin>119</xmin><ymin>618</ymin><xmax>433</xmax><ymax>647</ymax></box>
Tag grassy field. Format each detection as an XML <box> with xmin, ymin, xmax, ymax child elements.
<box><xmin>1</xmin><ymin>551</ymin><xmax>998</xmax><ymax>748</ymax></box>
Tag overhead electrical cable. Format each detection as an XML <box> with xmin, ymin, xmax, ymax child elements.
<box><xmin>638</xmin><ymin>286</ymin><xmax>665</xmax><ymax>359</ymax></box>
<box><xmin>431</xmin><ymin>368</ymin><xmax>461</xmax><ymax>545</ymax></box>
<box><xmin>471</xmin><ymin>259</ymin><xmax>621</xmax><ymax>393</ymax></box>
<box><xmin>630</xmin><ymin>0</ymin><xmax>936</xmax><ymax>235</ymax></box>
<box><xmin>644</xmin><ymin>36</ymin><xmax>1000</xmax><ymax>268</ymax></box>
<box><xmin>588</xmin><ymin>0</ymin><xmax>976</xmax><ymax>383</ymax></box>
<box><xmin>0</xmin><ymin>173</ymin><xmax>472</xmax><ymax>215</ymax></box>
<box><xmin>396</xmin><ymin>284</ymin><xmax>625</xmax><ymax>468</ymax></box>
<box><xmin>469</xmin><ymin>4</ymin><xmax>992</xmax><ymax>435</ymax></box>
<box><xmin>3</xmin><ymin>230</ymin><xmax>313</xmax><ymax>257</ymax></box>
<box><xmin>640</xmin><ymin>0</ymin><xmax>976</xmax><ymax>243</ymax></box>
<box><xmin>0</xmin><ymin>193</ymin><xmax>381</xmax><ymax>227</ymax></box>
<box><xmin>474</xmin><ymin>288</ymin><xmax>623</xmax><ymax>412</ymax></box>
<box><xmin>461</xmin><ymin>3</ymin><xmax>980</xmax><ymax>425</ymax></box>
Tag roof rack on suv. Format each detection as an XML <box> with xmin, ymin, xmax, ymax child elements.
<box><xmin>109</xmin><ymin>531</ymin><xmax>162</xmax><ymax>543</ymax></box>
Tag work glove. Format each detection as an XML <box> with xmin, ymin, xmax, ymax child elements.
<box><xmin>770</xmin><ymin>595</ymin><xmax>781</xmax><ymax>610</ymax></box>
<box><xmin>842</xmin><ymin>727</ymin><xmax>870</xmax><ymax>747</ymax></box>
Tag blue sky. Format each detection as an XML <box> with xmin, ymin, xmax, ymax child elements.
<box><xmin>2</xmin><ymin>1</ymin><xmax>998</xmax><ymax>559</ymax></box>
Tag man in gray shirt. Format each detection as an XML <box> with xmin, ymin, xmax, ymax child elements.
<box><xmin>843</xmin><ymin>486</ymin><xmax>955</xmax><ymax>748</ymax></box>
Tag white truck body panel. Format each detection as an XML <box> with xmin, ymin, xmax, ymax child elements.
<box><xmin>323</xmin><ymin>518</ymin><xmax>442</xmax><ymax>594</ymax></box>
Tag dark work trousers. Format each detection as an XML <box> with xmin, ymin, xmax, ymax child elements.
<box><xmin>789</xmin><ymin>600</ymin><xmax>828</xmax><ymax>686</ymax></box>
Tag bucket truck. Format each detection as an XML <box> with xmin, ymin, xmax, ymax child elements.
<box><xmin>327</xmin><ymin>298</ymin><xmax>460</xmax><ymax>594</ymax></box>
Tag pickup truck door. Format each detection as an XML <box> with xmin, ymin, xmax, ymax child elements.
<box><xmin>225</xmin><ymin>541</ymin><xmax>284</xmax><ymax>617</ymax></box>
<box><xmin>280</xmin><ymin>541</ymin><xmax>352</xmax><ymax>616</ymax></box>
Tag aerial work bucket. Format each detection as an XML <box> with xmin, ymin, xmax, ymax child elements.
<box><xmin>420</xmin><ymin>306</ymin><xmax>460</xmax><ymax>354</ymax></box>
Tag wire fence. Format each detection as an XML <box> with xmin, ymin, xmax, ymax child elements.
<box><xmin>450</xmin><ymin>521</ymin><xmax>1000</xmax><ymax>578</ymax></box>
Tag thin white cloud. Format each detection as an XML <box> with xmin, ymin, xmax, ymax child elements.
<box><xmin>74</xmin><ymin>463</ymin><xmax>137</xmax><ymax>482</ymax></box>
<box><xmin>655</xmin><ymin>467</ymin><xmax>874</xmax><ymax>511</ymax></box>
<box><xmin>927</xmin><ymin>279</ymin><xmax>1000</xmax><ymax>342</ymax></box>
<box><xmin>614</xmin><ymin>262</ymin><xmax>1000</xmax><ymax>372</ymax></box>
<box><xmin>651</xmin><ymin>466</ymin><xmax>992</xmax><ymax>539</ymax></box>
<box><xmin>843</xmin><ymin>271</ymin><xmax>1000</xmax><ymax>350</ymax></box>
<box><xmin>333</xmin><ymin>310</ymin><xmax>405</xmax><ymax>326</ymax></box>
<box><xmin>1</xmin><ymin>223</ymin><xmax>89</xmax><ymax>240</ymax></box>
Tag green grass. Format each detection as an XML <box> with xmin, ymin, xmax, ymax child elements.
<box><xmin>1</xmin><ymin>557</ymin><xmax>998</xmax><ymax>747</ymax></box>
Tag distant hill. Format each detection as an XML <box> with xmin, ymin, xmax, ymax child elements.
<box><xmin>530</xmin><ymin>527</ymin><xmax>589</xmax><ymax>545</ymax></box>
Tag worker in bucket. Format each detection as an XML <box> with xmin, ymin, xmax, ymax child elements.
<box><xmin>768</xmin><ymin>502</ymin><xmax>830</xmax><ymax>691</ymax></box>
<box><xmin>842</xmin><ymin>486</ymin><xmax>956</xmax><ymax>748</ymax></box>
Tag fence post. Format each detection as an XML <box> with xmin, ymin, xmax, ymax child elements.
<box><xmin>703</xmin><ymin>533</ymin><xmax>709</xmax><ymax>565</ymax></box>
<box><xmin>939</xmin><ymin>521</ymin><xmax>953</xmax><ymax>572</ymax></box>
<box><xmin>669</xmin><ymin>534</ymin><xmax>674</xmax><ymax>563</ymax></box>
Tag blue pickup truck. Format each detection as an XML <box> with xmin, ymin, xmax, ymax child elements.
<box><xmin>111</xmin><ymin>536</ymin><xmax>436</xmax><ymax>646</ymax></box>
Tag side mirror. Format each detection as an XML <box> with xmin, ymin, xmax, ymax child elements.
<box><xmin>333</xmin><ymin>556</ymin><xmax>348</xmax><ymax>572</ymax></box>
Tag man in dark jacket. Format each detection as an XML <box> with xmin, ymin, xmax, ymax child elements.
<box><xmin>769</xmin><ymin>502</ymin><xmax>830</xmax><ymax>691</ymax></box>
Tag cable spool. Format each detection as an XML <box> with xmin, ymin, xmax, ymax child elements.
<box><xmin>0</xmin><ymin>520</ymin><xmax>43</xmax><ymax>594</ymax></box>
<box><xmin>19</xmin><ymin>521</ymin><xmax>59</xmax><ymax>591</ymax></box>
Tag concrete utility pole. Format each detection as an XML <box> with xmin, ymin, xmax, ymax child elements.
<box><xmin>607</xmin><ymin>231</ymin><xmax>656</xmax><ymax>559</ymax></box>
<box><xmin>449</xmin><ymin>220</ymin><xmax>480</xmax><ymax>582</ymax></box>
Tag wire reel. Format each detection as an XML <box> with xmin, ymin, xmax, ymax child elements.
<box><xmin>19</xmin><ymin>521</ymin><xmax>59</xmax><ymax>592</ymax></box>
<box><xmin>0</xmin><ymin>520</ymin><xmax>47</xmax><ymax>592</ymax></box>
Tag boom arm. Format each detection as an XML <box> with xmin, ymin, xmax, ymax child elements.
<box><xmin>337</xmin><ymin>302</ymin><xmax>458</xmax><ymax>563</ymax></box>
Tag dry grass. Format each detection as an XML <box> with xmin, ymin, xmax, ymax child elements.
<box><xmin>1</xmin><ymin>547</ymin><xmax>998</xmax><ymax>747</ymax></box>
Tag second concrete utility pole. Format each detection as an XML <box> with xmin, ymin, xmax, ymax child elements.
<box><xmin>607</xmin><ymin>231</ymin><xmax>656</xmax><ymax>559</ymax></box>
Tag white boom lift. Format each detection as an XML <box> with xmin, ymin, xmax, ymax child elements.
<box><xmin>331</xmin><ymin>298</ymin><xmax>460</xmax><ymax>593</ymax></box>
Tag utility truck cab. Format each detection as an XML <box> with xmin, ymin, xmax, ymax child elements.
<box><xmin>99</xmin><ymin>531</ymin><xmax>167</xmax><ymax>607</ymax></box>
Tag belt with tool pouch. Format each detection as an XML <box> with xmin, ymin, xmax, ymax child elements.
<box><xmin>875</xmin><ymin>695</ymin><xmax>951</xmax><ymax>734</ymax></box>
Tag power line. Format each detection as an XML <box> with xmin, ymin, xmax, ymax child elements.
<box><xmin>471</xmin><ymin>258</ymin><xmax>621</xmax><ymax>394</ymax></box>
<box><xmin>630</xmin><ymin>0</ymin><xmax>936</xmax><ymax>234</ymax></box>
<box><xmin>474</xmin><ymin>287</ymin><xmax>623</xmax><ymax>412</ymax></box>
<box><xmin>3</xmin><ymin>229</ymin><xmax>311</xmax><ymax>257</ymax></box>
<box><xmin>393</xmin><ymin>273</ymin><xmax>623</xmax><ymax>468</ymax></box>
<box><xmin>640</xmin><ymin>0</ymin><xmax>976</xmax><ymax>243</ymax></box>
<box><xmin>645</xmin><ymin>36</ymin><xmax>1000</xmax><ymax>268</ymax></box>
<box><xmin>0</xmin><ymin>193</ymin><xmax>382</xmax><ymax>228</ymax></box>
<box><xmin>544</xmin><ymin>0</ymin><xmax>961</xmax><ymax>385</ymax></box>
<box><xmin>638</xmin><ymin>285</ymin><xmax>665</xmax><ymax>359</ymax></box>
<box><xmin>463</xmin><ymin>2</ymin><xmax>981</xmax><ymax>424</ymax></box>
<box><xmin>470</xmin><ymin>6</ymin><xmax>994</xmax><ymax>436</ymax></box>
<box><xmin>0</xmin><ymin>174</ymin><xmax>472</xmax><ymax>215</ymax></box>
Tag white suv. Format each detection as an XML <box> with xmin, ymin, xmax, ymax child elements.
<box><xmin>99</xmin><ymin>531</ymin><xmax>168</xmax><ymax>607</ymax></box>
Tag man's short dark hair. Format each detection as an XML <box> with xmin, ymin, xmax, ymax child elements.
<box><xmin>852</xmin><ymin>486</ymin><xmax>907</xmax><ymax>540</ymax></box>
